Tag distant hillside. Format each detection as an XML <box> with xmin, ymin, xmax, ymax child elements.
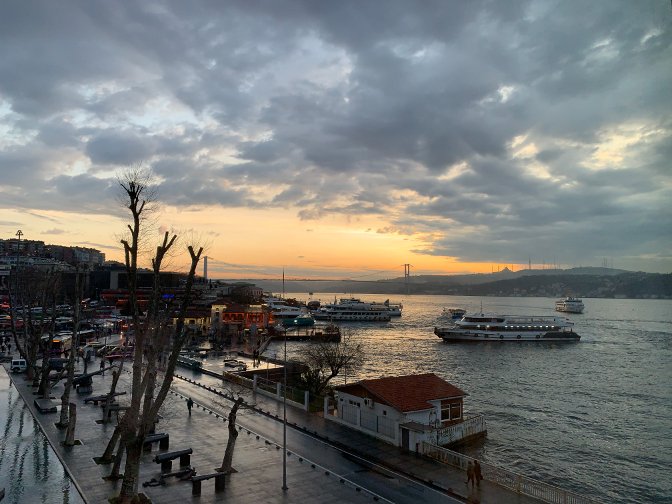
<box><xmin>223</xmin><ymin>269</ymin><xmax>671</xmax><ymax>299</ymax></box>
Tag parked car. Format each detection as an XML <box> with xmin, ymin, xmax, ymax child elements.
<box><xmin>11</xmin><ymin>359</ymin><xmax>27</xmax><ymax>373</ymax></box>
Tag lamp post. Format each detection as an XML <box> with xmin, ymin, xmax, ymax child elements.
<box><xmin>282</xmin><ymin>319</ymin><xmax>297</xmax><ymax>491</ymax></box>
<box><xmin>282</xmin><ymin>323</ymin><xmax>288</xmax><ymax>491</ymax></box>
<box><xmin>14</xmin><ymin>230</ymin><xmax>22</xmax><ymax>308</ymax></box>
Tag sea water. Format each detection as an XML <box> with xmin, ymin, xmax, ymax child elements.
<box><xmin>269</xmin><ymin>294</ymin><xmax>672</xmax><ymax>504</ymax></box>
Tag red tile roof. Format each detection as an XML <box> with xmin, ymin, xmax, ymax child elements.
<box><xmin>339</xmin><ymin>373</ymin><xmax>467</xmax><ymax>412</ymax></box>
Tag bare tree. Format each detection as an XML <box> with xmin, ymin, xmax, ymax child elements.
<box><xmin>7</xmin><ymin>266</ymin><xmax>62</xmax><ymax>387</ymax></box>
<box><xmin>297</xmin><ymin>329</ymin><xmax>365</xmax><ymax>395</ymax></box>
<box><xmin>58</xmin><ymin>264</ymin><xmax>87</xmax><ymax>427</ymax></box>
<box><xmin>112</xmin><ymin>165</ymin><xmax>204</xmax><ymax>503</ymax></box>
<box><xmin>210</xmin><ymin>381</ymin><xmax>254</xmax><ymax>473</ymax></box>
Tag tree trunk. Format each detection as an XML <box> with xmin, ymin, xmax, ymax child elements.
<box><xmin>101</xmin><ymin>425</ymin><xmax>122</xmax><ymax>463</ymax></box>
<box><xmin>58</xmin><ymin>380</ymin><xmax>71</xmax><ymax>427</ymax></box>
<box><xmin>64</xmin><ymin>403</ymin><xmax>77</xmax><ymax>446</ymax></box>
<box><xmin>38</xmin><ymin>348</ymin><xmax>51</xmax><ymax>398</ymax></box>
<box><xmin>109</xmin><ymin>440</ymin><xmax>125</xmax><ymax>480</ymax></box>
<box><xmin>103</xmin><ymin>369</ymin><xmax>120</xmax><ymax>423</ymax></box>
<box><xmin>118</xmin><ymin>440</ymin><xmax>142</xmax><ymax>501</ymax></box>
<box><xmin>219</xmin><ymin>397</ymin><xmax>244</xmax><ymax>472</ymax></box>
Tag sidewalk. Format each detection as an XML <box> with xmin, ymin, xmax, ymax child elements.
<box><xmin>4</xmin><ymin>359</ymin><xmax>388</xmax><ymax>504</ymax></box>
<box><xmin>181</xmin><ymin>366</ymin><xmax>544</xmax><ymax>504</ymax></box>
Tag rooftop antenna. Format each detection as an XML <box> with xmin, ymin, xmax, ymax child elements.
<box><xmin>282</xmin><ymin>268</ymin><xmax>285</xmax><ymax>299</ymax></box>
<box><xmin>529</xmin><ymin>256</ymin><xmax>531</xmax><ymax>270</ymax></box>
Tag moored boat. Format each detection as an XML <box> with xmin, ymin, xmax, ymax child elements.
<box><xmin>435</xmin><ymin>312</ymin><xmax>579</xmax><ymax>342</ymax></box>
<box><xmin>314</xmin><ymin>298</ymin><xmax>392</xmax><ymax>321</ymax></box>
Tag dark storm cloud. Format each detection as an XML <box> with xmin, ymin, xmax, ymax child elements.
<box><xmin>0</xmin><ymin>0</ymin><xmax>670</xmax><ymax>270</ymax></box>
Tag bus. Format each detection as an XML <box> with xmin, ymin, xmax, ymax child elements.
<box><xmin>49</xmin><ymin>333</ymin><xmax>72</xmax><ymax>355</ymax></box>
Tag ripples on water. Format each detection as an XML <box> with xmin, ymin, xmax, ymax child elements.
<box><xmin>0</xmin><ymin>368</ymin><xmax>84</xmax><ymax>504</ymax></box>
<box><xmin>270</xmin><ymin>294</ymin><xmax>672</xmax><ymax>504</ymax></box>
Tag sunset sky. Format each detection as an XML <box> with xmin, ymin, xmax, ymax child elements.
<box><xmin>1</xmin><ymin>1</ymin><xmax>670</xmax><ymax>279</ymax></box>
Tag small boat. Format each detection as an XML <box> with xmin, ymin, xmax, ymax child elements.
<box><xmin>443</xmin><ymin>308</ymin><xmax>466</xmax><ymax>319</ymax></box>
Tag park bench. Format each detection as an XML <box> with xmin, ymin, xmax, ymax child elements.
<box><xmin>143</xmin><ymin>433</ymin><xmax>169</xmax><ymax>451</ymax></box>
<box><xmin>191</xmin><ymin>472</ymin><xmax>226</xmax><ymax>495</ymax></box>
<box><xmin>153</xmin><ymin>448</ymin><xmax>193</xmax><ymax>473</ymax></box>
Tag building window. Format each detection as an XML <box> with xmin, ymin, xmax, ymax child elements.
<box><xmin>383</xmin><ymin>410</ymin><xmax>387</xmax><ymax>416</ymax></box>
<box><xmin>450</xmin><ymin>403</ymin><xmax>461</xmax><ymax>420</ymax></box>
<box><xmin>441</xmin><ymin>400</ymin><xmax>451</xmax><ymax>421</ymax></box>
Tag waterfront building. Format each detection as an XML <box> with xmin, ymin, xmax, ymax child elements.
<box><xmin>210</xmin><ymin>299</ymin><xmax>269</xmax><ymax>329</ymax></box>
<box><xmin>331</xmin><ymin>373</ymin><xmax>486</xmax><ymax>450</ymax></box>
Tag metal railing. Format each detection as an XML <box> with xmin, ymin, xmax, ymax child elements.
<box><xmin>422</xmin><ymin>442</ymin><xmax>604</xmax><ymax>504</ymax></box>
<box><xmin>430</xmin><ymin>414</ymin><xmax>485</xmax><ymax>445</ymax></box>
<box><xmin>254</xmin><ymin>375</ymin><xmax>306</xmax><ymax>405</ymax></box>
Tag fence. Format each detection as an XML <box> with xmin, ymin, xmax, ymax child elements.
<box><xmin>422</xmin><ymin>442</ymin><xmax>604</xmax><ymax>504</ymax></box>
<box><xmin>431</xmin><ymin>414</ymin><xmax>486</xmax><ymax>445</ymax></box>
<box><xmin>254</xmin><ymin>375</ymin><xmax>305</xmax><ymax>404</ymax></box>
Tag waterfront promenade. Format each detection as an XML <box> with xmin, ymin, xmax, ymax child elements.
<box><xmin>3</xmin><ymin>356</ymin><xmax>549</xmax><ymax>504</ymax></box>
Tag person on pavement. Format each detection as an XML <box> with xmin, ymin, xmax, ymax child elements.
<box><xmin>465</xmin><ymin>461</ymin><xmax>475</xmax><ymax>488</ymax></box>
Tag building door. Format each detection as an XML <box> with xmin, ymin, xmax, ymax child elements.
<box><xmin>401</xmin><ymin>428</ymin><xmax>409</xmax><ymax>450</ymax></box>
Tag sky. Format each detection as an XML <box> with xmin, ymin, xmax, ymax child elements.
<box><xmin>0</xmin><ymin>0</ymin><xmax>670</xmax><ymax>280</ymax></box>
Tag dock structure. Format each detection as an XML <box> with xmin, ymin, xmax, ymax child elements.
<box><xmin>271</xmin><ymin>325</ymin><xmax>341</xmax><ymax>342</ymax></box>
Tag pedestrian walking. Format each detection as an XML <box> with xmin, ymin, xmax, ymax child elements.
<box><xmin>465</xmin><ymin>461</ymin><xmax>475</xmax><ymax>488</ymax></box>
<box><xmin>100</xmin><ymin>358</ymin><xmax>105</xmax><ymax>376</ymax></box>
<box><xmin>474</xmin><ymin>460</ymin><xmax>482</xmax><ymax>487</ymax></box>
<box><xmin>187</xmin><ymin>397</ymin><xmax>194</xmax><ymax>416</ymax></box>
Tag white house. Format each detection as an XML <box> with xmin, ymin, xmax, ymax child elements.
<box><xmin>330</xmin><ymin>373</ymin><xmax>486</xmax><ymax>451</ymax></box>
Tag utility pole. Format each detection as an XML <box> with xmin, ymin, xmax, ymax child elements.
<box><xmin>282</xmin><ymin>327</ymin><xmax>288</xmax><ymax>491</ymax></box>
<box><xmin>15</xmin><ymin>230</ymin><xmax>23</xmax><ymax>306</ymax></box>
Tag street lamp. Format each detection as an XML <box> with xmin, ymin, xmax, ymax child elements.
<box><xmin>14</xmin><ymin>230</ymin><xmax>22</xmax><ymax>305</ymax></box>
<box><xmin>282</xmin><ymin>318</ymin><xmax>297</xmax><ymax>491</ymax></box>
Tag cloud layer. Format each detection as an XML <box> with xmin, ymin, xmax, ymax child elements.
<box><xmin>0</xmin><ymin>0</ymin><xmax>670</xmax><ymax>271</ymax></box>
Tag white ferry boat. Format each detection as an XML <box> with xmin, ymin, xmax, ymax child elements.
<box><xmin>434</xmin><ymin>312</ymin><xmax>580</xmax><ymax>342</ymax></box>
<box><xmin>555</xmin><ymin>294</ymin><xmax>585</xmax><ymax>313</ymax></box>
<box><xmin>314</xmin><ymin>298</ymin><xmax>392</xmax><ymax>321</ymax></box>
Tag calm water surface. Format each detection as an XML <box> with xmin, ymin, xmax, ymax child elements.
<box><xmin>269</xmin><ymin>294</ymin><xmax>672</xmax><ymax>504</ymax></box>
<box><xmin>0</xmin><ymin>367</ymin><xmax>84</xmax><ymax>504</ymax></box>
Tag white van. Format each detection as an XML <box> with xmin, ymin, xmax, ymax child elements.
<box><xmin>11</xmin><ymin>359</ymin><xmax>27</xmax><ymax>373</ymax></box>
